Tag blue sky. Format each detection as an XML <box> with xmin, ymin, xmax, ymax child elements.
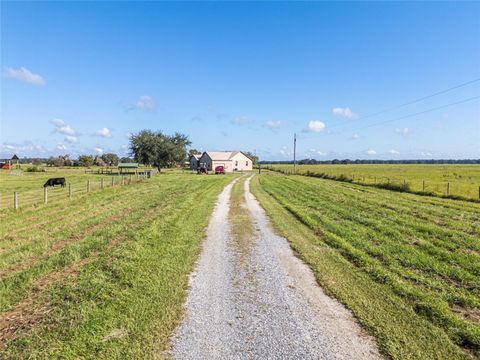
<box><xmin>1</xmin><ymin>2</ymin><xmax>479</xmax><ymax>160</ymax></box>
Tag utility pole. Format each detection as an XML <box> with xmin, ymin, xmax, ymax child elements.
<box><xmin>293</xmin><ymin>133</ymin><xmax>297</xmax><ymax>175</ymax></box>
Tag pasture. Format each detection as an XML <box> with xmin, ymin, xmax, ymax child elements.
<box><xmin>0</xmin><ymin>167</ymin><xmax>156</xmax><ymax>209</ymax></box>
<box><xmin>0</xmin><ymin>173</ymin><xmax>234</xmax><ymax>358</ymax></box>
<box><xmin>266</xmin><ymin>164</ymin><xmax>480</xmax><ymax>200</ymax></box>
<box><xmin>251</xmin><ymin>173</ymin><xmax>480</xmax><ymax>359</ymax></box>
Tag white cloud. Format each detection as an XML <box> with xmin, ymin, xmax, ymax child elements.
<box><xmin>395</xmin><ymin>127</ymin><xmax>409</xmax><ymax>136</ymax></box>
<box><xmin>421</xmin><ymin>151</ymin><xmax>432</xmax><ymax>156</ymax></box>
<box><xmin>351</xmin><ymin>133</ymin><xmax>360</xmax><ymax>140</ymax></box>
<box><xmin>309</xmin><ymin>149</ymin><xmax>327</xmax><ymax>156</ymax></box>
<box><xmin>333</xmin><ymin>107</ymin><xmax>358</xmax><ymax>119</ymax></box>
<box><xmin>279</xmin><ymin>146</ymin><xmax>291</xmax><ymax>157</ymax></box>
<box><xmin>265</xmin><ymin>120</ymin><xmax>285</xmax><ymax>129</ymax></box>
<box><xmin>306</xmin><ymin>120</ymin><xmax>326</xmax><ymax>133</ymax></box>
<box><xmin>232</xmin><ymin>116</ymin><xmax>253</xmax><ymax>125</ymax></box>
<box><xmin>3</xmin><ymin>66</ymin><xmax>45</xmax><ymax>86</ymax></box>
<box><xmin>136</xmin><ymin>95</ymin><xmax>155</xmax><ymax>111</ymax></box>
<box><xmin>56</xmin><ymin>125</ymin><xmax>76</xmax><ymax>136</ymax></box>
<box><xmin>366</xmin><ymin>149</ymin><xmax>377</xmax><ymax>155</ymax></box>
<box><xmin>51</xmin><ymin>118</ymin><xmax>78</xmax><ymax>144</ymax></box>
<box><xmin>56</xmin><ymin>144</ymin><xmax>67</xmax><ymax>150</ymax></box>
<box><xmin>95</xmin><ymin>127</ymin><xmax>112</xmax><ymax>138</ymax></box>
<box><xmin>389</xmin><ymin>149</ymin><xmax>400</xmax><ymax>155</ymax></box>
<box><xmin>65</xmin><ymin>135</ymin><xmax>77</xmax><ymax>143</ymax></box>
<box><xmin>50</xmin><ymin>118</ymin><xmax>65</xmax><ymax>127</ymax></box>
<box><xmin>94</xmin><ymin>147</ymin><xmax>104</xmax><ymax>154</ymax></box>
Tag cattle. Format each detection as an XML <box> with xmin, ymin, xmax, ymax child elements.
<box><xmin>44</xmin><ymin>178</ymin><xmax>66</xmax><ymax>188</ymax></box>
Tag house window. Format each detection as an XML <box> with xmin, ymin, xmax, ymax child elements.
<box><xmin>235</xmin><ymin>161</ymin><xmax>238</xmax><ymax>166</ymax></box>
<box><xmin>246</xmin><ymin>161</ymin><xmax>248</xmax><ymax>166</ymax></box>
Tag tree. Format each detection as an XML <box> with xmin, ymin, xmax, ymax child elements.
<box><xmin>243</xmin><ymin>151</ymin><xmax>259</xmax><ymax>165</ymax></box>
<box><xmin>129</xmin><ymin>130</ymin><xmax>191</xmax><ymax>171</ymax></box>
<box><xmin>93</xmin><ymin>155</ymin><xmax>106</xmax><ymax>166</ymax></box>
<box><xmin>189</xmin><ymin>148</ymin><xmax>200</xmax><ymax>156</ymax></box>
<box><xmin>78</xmin><ymin>155</ymin><xmax>94</xmax><ymax>167</ymax></box>
<box><xmin>120</xmin><ymin>157</ymin><xmax>133</xmax><ymax>163</ymax></box>
<box><xmin>101</xmin><ymin>153</ymin><xmax>119</xmax><ymax>166</ymax></box>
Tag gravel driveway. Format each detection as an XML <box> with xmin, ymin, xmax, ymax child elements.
<box><xmin>170</xmin><ymin>175</ymin><xmax>383</xmax><ymax>360</ymax></box>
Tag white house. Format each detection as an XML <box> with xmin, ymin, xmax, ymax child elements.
<box><xmin>194</xmin><ymin>151</ymin><xmax>253</xmax><ymax>173</ymax></box>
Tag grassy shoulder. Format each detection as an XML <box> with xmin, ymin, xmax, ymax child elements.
<box><xmin>250</xmin><ymin>174</ymin><xmax>477</xmax><ymax>359</ymax></box>
<box><xmin>1</xmin><ymin>173</ymin><xmax>235</xmax><ymax>359</ymax></box>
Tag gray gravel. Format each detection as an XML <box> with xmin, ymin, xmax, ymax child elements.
<box><xmin>170</xmin><ymin>175</ymin><xmax>383</xmax><ymax>360</ymax></box>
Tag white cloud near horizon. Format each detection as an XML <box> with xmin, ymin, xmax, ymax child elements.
<box><xmin>232</xmin><ymin>116</ymin><xmax>254</xmax><ymax>125</ymax></box>
<box><xmin>3</xmin><ymin>67</ymin><xmax>46</xmax><ymax>86</ymax></box>
<box><xmin>389</xmin><ymin>149</ymin><xmax>400</xmax><ymax>155</ymax></box>
<box><xmin>51</xmin><ymin>119</ymin><xmax>78</xmax><ymax>143</ymax></box>
<box><xmin>65</xmin><ymin>135</ymin><xmax>78</xmax><ymax>143</ymax></box>
<box><xmin>95</xmin><ymin>127</ymin><xmax>112</xmax><ymax>138</ymax></box>
<box><xmin>333</xmin><ymin>107</ymin><xmax>357</xmax><ymax>119</ymax></box>
<box><xmin>265</xmin><ymin>120</ymin><xmax>285</xmax><ymax>129</ymax></box>
<box><xmin>351</xmin><ymin>133</ymin><xmax>360</xmax><ymax>140</ymax></box>
<box><xmin>395</xmin><ymin>127</ymin><xmax>409</xmax><ymax>136</ymax></box>
<box><xmin>366</xmin><ymin>149</ymin><xmax>377</xmax><ymax>155</ymax></box>
<box><xmin>305</xmin><ymin>120</ymin><xmax>326</xmax><ymax>133</ymax></box>
<box><xmin>136</xmin><ymin>95</ymin><xmax>155</xmax><ymax>111</ymax></box>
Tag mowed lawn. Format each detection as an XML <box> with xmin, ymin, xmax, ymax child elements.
<box><xmin>0</xmin><ymin>173</ymin><xmax>234</xmax><ymax>358</ymax></box>
<box><xmin>267</xmin><ymin>164</ymin><xmax>480</xmax><ymax>200</ymax></box>
<box><xmin>251</xmin><ymin>173</ymin><xmax>480</xmax><ymax>359</ymax></box>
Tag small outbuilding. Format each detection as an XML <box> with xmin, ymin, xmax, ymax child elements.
<box><xmin>195</xmin><ymin>151</ymin><xmax>253</xmax><ymax>173</ymax></box>
<box><xmin>189</xmin><ymin>154</ymin><xmax>202</xmax><ymax>171</ymax></box>
<box><xmin>0</xmin><ymin>154</ymin><xmax>19</xmax><ymax>170</ymax></box>
<box><xmin>118</xmin><ymin>163</ymin><xmax>139</xmax><ymax>174</ymax></box>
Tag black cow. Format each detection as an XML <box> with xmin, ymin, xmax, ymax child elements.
<box><xmin>44</xmin><ymin>177</ymin><xmax>66</xmax><ymax>188</ymax></box>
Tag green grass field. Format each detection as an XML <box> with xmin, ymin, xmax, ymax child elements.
<box><xmin>0</xmin><ymin>167</ymin><xmax>163</xmax><ymax>209</ymax></box>
<box><xmin>0</xmin><ymin>172</ymin><xmax>234</xmax><ymax>358</ymax></box>
<box><xmin>251</xmin><ymin>173</ymin><xmax>480</xmax><ymax>359</ymax></box>
<box><xmin>265</xmin><ymin>164</ymin><xmax>480</xmax><ymax>200</ymax></box>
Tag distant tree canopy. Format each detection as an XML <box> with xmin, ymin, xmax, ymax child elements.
<box><xmin>129</xmin><ymin>130</ymin><xmax>191</xmax><ymax>170</ymax></box>
<box><xmin>244</xmin><ymin>151</ymin><xmax>259</xmax><ymax>165</ymax></box>
<box><xmin>260</xmin><ymin>159</ymin><xmax>480</xmax><ymax>165</ymax></box>
<box><xmin>101</xmin><ymin>153</ymin><xmax>119</xmax><ymax>166</ymax></box>
<box><xmin>189</xmin><ymin>148</ymin><xmax>201</xmax><ymax>156</ymax></box>
<box><xmin>78</xmin><ymin>155</ymin><xmax>94</xmax><ymax>167</ymax></box>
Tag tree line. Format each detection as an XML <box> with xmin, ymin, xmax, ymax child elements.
<box><xmin>260</xmin><ymin>158</ymin><xmax>480</xmax><ymax>165</ymax></box>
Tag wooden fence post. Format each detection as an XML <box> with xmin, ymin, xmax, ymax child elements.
<box><xmin>129</xmin><ymin>174</ymin><xmax>132</xmax><ymax>184</ymax></box>
<box><xmin>122</xmin><ymin>176</ymin><xmax>124</xmax><ymax>185</ymax></box>
<box><xmin>447</xmin><ymin>182</ymin><xmax>450</xmax><ymax>196</ymax></box>
<box><xmin>87</xmin><ymin>180</ymin><xmax>90</xmax><ymax>193</ymax></box>
<box><xmin>422</xmin><ymin>180</ymin><xmax>425</xmax><ymax>192</ymax></box>
<box><xmin>111</xmin><ymin>177</ymin><xmax>114</xmax><ymax>187</ymax></box>
<box><xmin>69</xmin><ymin>183</ymin><xmax>72</xmax><ymax>198</ymax></box>
<box><xmin>14</xmin><ymin>192</ymin><xmax>18</xmax><ymax>209</ymax></box>
<box><xmin>44</xmin><ymin>187</ymin><xmax>48</xmax><ymax>204</ymax></box>
<box><xmin>101</xmin><ymin>178</ymin><xmax>104</xmax><ymax>189</ymax></box>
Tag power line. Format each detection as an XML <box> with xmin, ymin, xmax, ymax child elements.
<box><xmin>337</xmin><ymin>95</ymin><xmax>480</xmax><ymax>134</ymax></box>
<box><xmin>329</xmin><ymin>77</ymin><xmax>480</xmax><ymax>129</ymax></box>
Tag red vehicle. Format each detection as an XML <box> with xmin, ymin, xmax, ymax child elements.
<box><xmin>215</xmin><ymin>165</ymin><xmax>226</xmax><ymax>174</ymax></box>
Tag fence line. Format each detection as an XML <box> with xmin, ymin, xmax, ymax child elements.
<box><xmin>1</xmin><ymin>175</ymin><xmax>151</xmax><ymax>210</ymax></box>
<box><xmin>264</xmin><ymin>166</ymin><xmax>480</xmax><ymax>201</ymax></box>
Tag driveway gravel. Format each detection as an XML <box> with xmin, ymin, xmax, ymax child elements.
<box><xmin>170</xmin><ymin>175</ymin><xmax>383</xmax><ymax>359</ymax></box>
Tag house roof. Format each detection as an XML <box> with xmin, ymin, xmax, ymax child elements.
<box><xmin>118</xmin><ymin>163</ymin><xmax>139</xmax><ymax>168</ymax></box>
<box><xmin>202</xmin><ymin>151</ymin><xmax>250</xmax><ymax>161</ymax></box>
<box><xmin>190</xmin><ymin>154</ymin><xmax>201</xmax><ymax>160</ymax></box>
<box><xmin>11</xmin><ymin>154</ymin><xmax>19</xmax><ymax>160</ymax></box>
